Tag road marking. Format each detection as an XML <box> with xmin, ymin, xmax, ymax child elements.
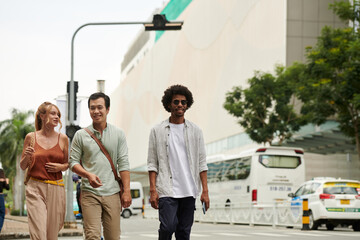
<box><xmin>139</xmin><ymin>234</ymin><xmax>158</xmax><ymax>238</ymax></box>
<box><xmin>215</xmin><ymin>232</ymin><xmax>248</xmax><ymax>237</ymax></box>
<box><xmin>289</xmin><ymin>232</ymin><xmax>328</xmax><ymax>237</ymax></box>
<box><xmin>252</xmin><ymin>232</ymin><xmax>289</xmax><ymax>237</ymax></box>
<box><xmin>316</xmin><ymin>232</ymin><xmax>360</xmax><ymax>237</ymax></box>
<box><xmin>191</xmin><ymin>233</ymin><xmax>210</xmax><ymax>237</ymax></box>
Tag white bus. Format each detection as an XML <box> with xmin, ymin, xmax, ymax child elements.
<box><xmin>207</xmin><ymin>147</ymin><xmax>305</xmax><ymax>206</ymax></box>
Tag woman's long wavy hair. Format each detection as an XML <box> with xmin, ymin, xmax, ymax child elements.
<box><xmin>35</xmin><ymin>102</ymin><xmax>62</xmax><ymax>131</ymax></box>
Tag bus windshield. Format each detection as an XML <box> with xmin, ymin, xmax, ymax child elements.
<box><xmin>259</xmin><ymin>155</ymin><xmax>301</xmax><ymax>169</ymax></box>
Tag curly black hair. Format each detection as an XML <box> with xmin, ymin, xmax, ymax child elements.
<box><xmin>162</xmin><ymin>85</ymin><xmax>194</xmax><ymax>112</ymax></box>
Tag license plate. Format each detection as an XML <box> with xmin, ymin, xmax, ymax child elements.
<box><xmin>340</xmin><ymin>199</ymin><xmax>350</xmax><ymax>205</ymax></box>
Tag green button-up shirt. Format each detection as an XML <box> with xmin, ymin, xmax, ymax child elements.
<box><xmin>69</xmin><ymin>123</ymin><xmax>129</xmax><ymax>196</ymax></box>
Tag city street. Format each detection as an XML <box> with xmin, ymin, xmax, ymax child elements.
<box><xmin>12</xmin><ymin>214</ymin><xmax>360</xmax><ymax>240</ymax></box>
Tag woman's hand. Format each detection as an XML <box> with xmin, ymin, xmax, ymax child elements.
<box><xmin>45</xmin><ymin>163</ymin><xmax>65</xmax><ymax>172</ymax></box>
<box><xmin>22</xmin><ymin>146</ymin><xmax>35</xmax><ymax>169</ymax></box>
<box><xmin>20</xmin><ymin>133</ymin><xmax>35</xmax><ymax>170</ymax></box>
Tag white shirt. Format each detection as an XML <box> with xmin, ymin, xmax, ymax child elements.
<box><xmin>147</xmin><ymin>118</ymin><xmax>208</xmax><ymax>198</ymax></box>
<box><xmin>168</xmin><ymin>123</ymin><xmax>197</xmax><ymax>198</ymax></box>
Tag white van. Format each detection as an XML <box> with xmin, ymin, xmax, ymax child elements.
<box><xmin>121</xmin><ymin>181</ymin><xmax>144</xmax><ymax>218</ymax></box>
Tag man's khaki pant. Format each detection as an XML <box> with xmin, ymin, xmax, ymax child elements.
<box><xmin>26</xmin><ymin>179</ymin><xmax>65</xmax><ymax>240</ymax></box>
<box><xmin>81</xmin><ymin>191</ymin><xmax>121</xmax><ymax>240</ymax></box>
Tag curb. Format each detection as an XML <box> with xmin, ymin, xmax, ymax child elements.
<box><xmin>0</xmin><ymin>215</ymin><xmax>83</xmax><ymax>239</ymax></box>
<box><xmin>0</xmin><ymin>231</ymin><xmax>83</xmax><ymax>239</ymax></box>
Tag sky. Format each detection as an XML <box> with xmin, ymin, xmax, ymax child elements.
<box><xmin>0</xmin><ymin>0</ymin><xmax>166</xmax><ymax>126</ymax></box>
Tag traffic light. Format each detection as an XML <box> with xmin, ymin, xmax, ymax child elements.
<box><xmin>144</xmin><ymin>14</ymin><xmax>183</xmax><ymax>31</ymax></box>
<box><xmin>67</xmin><ymin>81</ymin><xmax>79</xmax><ymax>121</ymax></box>
<box><xmin>66</xmin><ymin>124</ymin><xmax>81</xmax><ymax>139</ymax></box>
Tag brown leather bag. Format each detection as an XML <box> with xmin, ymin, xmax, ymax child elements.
<box><xmin>84</xmin><ymin>128</ymin><xmax>124</xmax><ymax>204</ymax></box>
<box><xmin>24</xmin><ymin>133</ymin><xmax>35</xmax><ymax>185</ymax></box>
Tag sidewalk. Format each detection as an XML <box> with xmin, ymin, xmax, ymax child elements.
<box><xmin>0</xmin><ymin>214</ymin><xmax>83</xmax><ymax>239</ymax></box>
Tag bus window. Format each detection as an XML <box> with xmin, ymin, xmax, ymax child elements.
<box><xmin>237</xmin><ymin>157</ymin><xmax>251</xmax><ymax>179</ymax></box>
<box><xmin>222</xmin><ymin>159</ymin><xmax>237</xmax><ymax>181</ymax></box>
<box><xmin>208</xmin><ymin>157</ymin><xmax>251</xmax><ymax>183</ymax></box>
<box><xmin>208</xmin><ymin>161</ymin><xmax>223</xmax><ymax>183</ymax></box>
<box><xmin>259</xmin><ymin>155</ymin><xmax>301</xmax><ymax>168</ymax></box>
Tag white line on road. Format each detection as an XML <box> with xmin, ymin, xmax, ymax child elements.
<box><xmin>312</xmin><ymin>232</ymin><xmax>360</xmax><ymax>237</ymax></box>
<box><xmin>288</xmin><ymin>232</ymin><xmax>329</xmax><ymax>237</ymax></box>
<box><xmin>139</xmin><ymin>234</ymin><xmax>158</xmax><ymax>238</ymax></box>
<box><xmin>252</xmin><ymin>232</ymin><xmax>289</xmax><ymax>237</ymax></box>
<box><xmin>191</xmin><ymin>233</ymin><xmax>210</xmax><ymax>237</ymax></box>
<box><xmin>215</xmin><ymin>232</ymin><xmax>248</xmax><ymax>237</ymax></box>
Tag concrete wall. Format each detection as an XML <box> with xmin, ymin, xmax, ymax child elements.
<box><xmin>286</xmin><ymin>0</ymin><xmax>346</xmax><ymax>65</ymax></box>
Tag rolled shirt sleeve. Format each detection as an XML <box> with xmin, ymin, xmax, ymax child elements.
<box><xmin>198</xmin><ymin>129</ymin><xmax>208</xmax><ymax>173</ymax></box>
<box><xmin>147</xmin><ymin>128</ymin><xmax>159</xmax><ymax>173</ymax></box>
<box><xmin>117</xmin><ymin>130</ymin><xmax>129</xmax><ymax>172</ymax></box>
<box><xmin>69</xmin><ymin>130</ymin><xmax>83</xmax><ymax>170</ymax></box>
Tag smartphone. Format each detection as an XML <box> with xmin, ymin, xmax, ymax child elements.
<box><xmin>202</xmin><ymin>201</ymin><xmax>206</xmax><ymax>214</ymax></box>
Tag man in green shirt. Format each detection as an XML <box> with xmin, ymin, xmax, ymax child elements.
<box><xmin>69</xmin><ymin>92</ymin><xmax>131</xmax><ymax>240</ymax></box>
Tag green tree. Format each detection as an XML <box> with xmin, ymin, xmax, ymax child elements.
<box><xmin>296</xmin><ymin>0</ymin><xmax>360</xmax><ymax>160</ymax></box>
<box><xmin>0</xmin><ymin>109</ymin><xmax>34</xmax><ymax>212</ymax></box>
<box><xmin>224</xmin><ymin>64</ymin><xmax>308</xmax><ymax>145</ymax></box>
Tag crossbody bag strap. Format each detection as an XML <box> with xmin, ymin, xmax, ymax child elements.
<box><xmin>84</xmin><ymin>128</ymin><xmax>121</xmax><ymax>182</ymax></box>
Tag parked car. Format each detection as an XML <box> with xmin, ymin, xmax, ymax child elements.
<box><xmin>121</xmin><ymin>182</ymin><xmax>144</xmax><ymax>219</ymax></box>
<box><xmin>288</xmin><ymin>177</ymin><xmax>360</xmax><ymax>231</ymax></box>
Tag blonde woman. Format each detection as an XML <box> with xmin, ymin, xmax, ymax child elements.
<box><xmin>20</xmin><ymin>102</ymin><xmax>69</xmax><ymax>240</ymax></box>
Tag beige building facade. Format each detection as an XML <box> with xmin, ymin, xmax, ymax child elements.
<box><xmin>109</xmin><ymin>0</ymin><xmax>360</xmax><ymax>189</ymax></box>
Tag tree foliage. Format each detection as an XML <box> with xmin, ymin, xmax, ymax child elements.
<box><xmin>0</xmin><ymin>109</ymin><xmax>34</xmax><ymax>179</ymax></box>
<box><xmin>224</xmin><ymin>64</ymin><xmax>308</xmax><ymax>145</ymax></box>
<box><xmin>330</xmin><ymin>0</ymin><xmax>360</xmax><ymax>23</ymax></box>
<box><xmin>296</xmin><ymin>0</ymin><xmax>360</xmax><ymax>157</ymax></box>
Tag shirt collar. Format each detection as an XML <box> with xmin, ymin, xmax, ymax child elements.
<box><xmin>88</xmin><ymin>123</ymin><xmax>108</xmax><ymax>134</ymax></box>
<box><xmin>165</xmin><ymin>118</ymin><xmax>188</xmax><ymax>128</ymax></box>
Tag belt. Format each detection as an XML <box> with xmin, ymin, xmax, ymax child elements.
<box><xmin>30</xmin><ymin>177</ymin><xmax>64</xmax><ymax>187</ymax></box>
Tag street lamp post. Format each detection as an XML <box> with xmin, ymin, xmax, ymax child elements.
<box><xmin>65</xmin><ymin>14</ymin><xmax>183</xmax><ymax>227</ymax></box>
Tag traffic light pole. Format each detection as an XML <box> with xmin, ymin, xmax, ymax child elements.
<box><xmin>69</xmin><ymin>15</ymin><xmax>183</xmax><ymax>125</ymax></box>
<box><xmin>69</xmin><ymin>21</ymin><xmax>148</xmax><ymax>125</ymax></box>
<box><xmin>65</xmin><ymin>14</ymin><xmax>183</xmax><ymax>228</ymax></box>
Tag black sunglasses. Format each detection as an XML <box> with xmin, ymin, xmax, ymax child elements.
<box><xmin>173</xmin><ymin>100</ymin><xmax>188</xmax><ymax>105</ymax></box>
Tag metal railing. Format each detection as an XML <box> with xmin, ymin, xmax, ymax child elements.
<box><xmin>144</xmin><ymin>201</ymin><xmax>303</xmax><ymax>228</ymax></box>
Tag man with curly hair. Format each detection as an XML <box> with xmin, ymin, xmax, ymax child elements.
<box><xmin>147</xmin><ymin>84</ymin><xmax>210</xmax><ymax>240</ymax></box>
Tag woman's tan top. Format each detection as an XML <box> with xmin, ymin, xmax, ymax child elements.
<box><xmin>29</xmin><ymin>133</ymin><xmax>65</xmax><ymax>181</ymax></box>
